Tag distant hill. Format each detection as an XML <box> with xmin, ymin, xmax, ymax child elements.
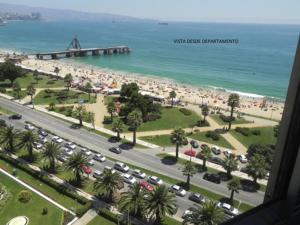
<box><xmin>0</xmin><ymin>2</ymin><xmax>150</xmax><ymax>22</ymax></box>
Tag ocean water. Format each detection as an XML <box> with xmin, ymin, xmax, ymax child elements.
<box><xmin>0</xmin><ymin>20</ymin><xmax>299</xmax><ymax>99</ymax></box>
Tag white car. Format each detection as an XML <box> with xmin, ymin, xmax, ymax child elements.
<box><xmin>25</xmin><ymin>124</ymin><xmax>35</xmax><ymax>131</ymax></box>
<box><xmin>81</xmin><ymin>148</ymin><xmax>92</xmax><ymax>156</ymax></box>
<box><xmin>182</xmin><ymin>209</ymin><xmax>192</xmax><ymax>218</ymax></box>
<box><xmin>40</xmin><ymin>137</ymin><xmax>48</xmax><ymax>144</ymax></box>
<box><xmin>169</xmin><ymin>185</ymin><xmax>187</xmax><ymax>197</ymax></box>
<box><xmin>223</xmin><ymin>149</ymin><xmax>232</xmax><ymax>157</ymax></box>
<box><xmin>52</xmin><ymin>136</ymin><xmax>63</xmax><ymax>143</ymax></box>
<box><xmin>217</xmin><ymin>202</ymin><xmax>239</xmax><ymax>216</ymax></box>
<box><xmin>239</xmin><ymin>155</ymin><xmax>248</xmax><ymax>163</ymax></box>
<box><xmin>132</xmin><ymin>169</ymin><xmax>146</xmax><ymax>179</ymax></box>
<box><xmin>122</xmin><ymin>174</ymin><xmax>137</xmax><ymax>184</ymax></box>
<box><xmin>114</xmin><ymin>162</ymin><xmax>129</xmax><ymax>173</ymax></box>
<box><xmin>104</xmin><ymin>166</ymin><xmax>116</xmax><ymax>174</ymax></box>
<box><xmin>93</xmin><ymin>170</ymin><xmax>102</xmax><ymax>179</ymax></box>
<box><xmin>87</xmin><ymin>159</ymin><xmax>95</xmax><ymax>166</ymax></box>
<box><xmin>33</xmin><ymin>142</ymin><xmax>43</xmax><ymax>149</ymax></box>
<box><xmin>93</xmin><ymin>153</ymin><xmax>106</xmax><ymax>162</ymax></box>
<box><xmin>64</xmin><ymin>148</ymin><xmax>74</xmax><ymax>156</ymax></box>
<box><xmin>148</xmin><ymin>176</ymin><xmax>163</xmax><ymax>185</ymax></box>
<box><xmin>65</xmin><ymin>142</ymin><xmax>76</xmax><ymax>150</ymax></box>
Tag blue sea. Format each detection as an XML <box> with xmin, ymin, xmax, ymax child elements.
<box><xmin>0</xmin><ymin>20</ymin><xmax>299</xmax><ymax>100</ymax></box>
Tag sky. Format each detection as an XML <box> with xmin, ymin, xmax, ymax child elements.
<box><xmin>1</xmin><ymin>0</ymin><xmax>300</xmax><ymax>24</ymax></box>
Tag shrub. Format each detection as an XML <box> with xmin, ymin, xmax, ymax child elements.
<box><xmin>179</xmin><ymin>108</ymin><xmax>192</xmax><ymax>116</ymax></box>
<box><xmin>18</xmin><ymin>190</ymin><xmax>32</xmax><ymax>203</ymax></box>
<box><xmin>196</xmin><ymin>120</ymin><xmax>210</xmax><ymax>127</ymax></box>
<box><xmin>47</xmin><ymin>80</ymin><xmax>55</xmax><ymax>85</ymax></box>
<box><xmin>45</xmin><ymin>88</ymin><xmax>53</xmax><ymax>94</ymax></box>
<box><xmin>235</xmin><ymin>127</ymin><xmax>251</xmax><ymax>136</ymax></box>
<box><xmin>42</xmin><ymin>207</ymin><xmax>48</xmax><ymax>215</ymax></box>
<box><xmin>252</xmin><ymin>129</ymin><xmax>261</xmax><ymax>136</ymax></box>
<box><xmin>0</xmin><ymin>88</ymin><xmax>6</xmax><ymax>93</ymax></box>
<box><xmin>143</xmin><ymin>114</ymin><xmax>161</xmax><ymax>122</ymax></box>
<box><xmin>103</xmin><ymin>116</ymin><xmax>113</xmax><ymax>124</ymax></box>
<box><xmin>75</xmin><ymin>201</ymin><xmax>93</xmax><ymax>217</ymax></box>
<box><xmin>66</xmin><ymin>107</ymin><xmax>73</xmax><ymax>117</ymax></box>
<box><xmin>205</xmin><ymin>131</ymin><xmax>220</xmax><ymax>141</ymax></box>
<box><xmin>220</xmin><ymin>114</ymin><xmax>235</xmax><ymax>123</ymax></box>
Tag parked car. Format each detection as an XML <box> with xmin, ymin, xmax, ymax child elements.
<box><xmin>208</xmin><ymin>157</ymin><xmax>225</xmax><ymax>166</ymax></box>
<box><xmin>52</xmin><ymin>136</ymin><xmax>63</xmax><ymax>143</ymax></box>
<box><xmin>190</xmin><ymin>140</ymin><xmax>199</xmax><ymax>148</ymax></box>
<box><xmin>93</xmin><ymin>170</ymin><xmax>102</xmax><ymax>179</ymax></box>
<box><xmin>201</xmin><ymin>144</ymin><xmax>209</xmax><ymax>149</ymax></box>
<box><xmin>57</xmin><ymin>154</ymin><xmax>68</xmax><ymax>162</ymax></box>
<box><xmin>182</xmin><ymin>209</ymin><xmax>193</xmax><ymax>219</ymax></box>
<box><xmin>239</xmin><ymin>154</ymin><xmax>248</xmax><ymax>163</ymax></box>
<box><xmin>40</xmin><ymin>137</ymin><xmax>48</xmax><ymax>144</ymax></box>
<box><xmin>9</xmin><ymin>114</ymin><xmax>22</xmax><ymax>120</ymax></box>
<box><xmin>38</xmin><ymin>129</ymin><xmax>48</xmax><ymax>137</ymax></box>
<box><xmin>80</xmin><ymin>165</ymin><xmax>93</xmax><ymax>174</ymax></box>
<box><xmin>81</xmin><ymin>148</ymin><xmax>92</xmax><ymax>156</ymax></box>
<box><xmin>189</xmin><ymin>192</ymin><xmax>205</xmax><ymax>204</ymax></box>
<box><xmin>203</xmin><ymin>173</ymin><xmax>221</xmax><ymax>184</ymax></box>
<box><xmin>122</xmin><ymin>174</ymin><xmax>137</xmax><ymax>184</ymax></box>
<box><xmin>65</xmin><ymin>142</ymin><xmax>76</xmax><ymax>150</ymax></box>
<box><xmin>63</xmin><ymin>148</ymin><xmax>74</xmax><ymax>156</ymax></box>
<box><xmin>217</xmin><ymin>202</ymin><xmax>239</xmax><ymax>216</ymax></box>
<box><xmin>240</xmin><ymin>166</ymin><xmax>252</xmax><ymax>175</ymax></box>
<box><xmin>147</xmin><ymin>176</ymin><xmax>163</xmax><ymax>185</ymax></box>
<box><xmin>33</xmin><ymin>142</ymin><xmax>43</xmax><ymax>149</ymax></box>
<box><xmin>223</xmin><ymin>149</ymin><xmax>233</xmax><ymax>157</ymax></box>
<box><xmin>87</xmin><ymin>159</ymin><xmax>95</xmax><ymax>166</ymax></box>
<box><xmin>25</xmin><ymin>124</ymin><xmax>35</xmax><ymax>131</ymax></box>
<box><xmin>104</xmin><ymin>166</ymin><xmax>116</xmax><ymax>174</ymax></box>
<box><xmin>211</xmin><ymin>146</ymin><xmax>221</xmax><ymax>155</ymax></box>
<box><xmin>93</xmin><ymin>153</ymin><xmax>106</xmax><ymax>162</ymax></box>
<box><xmin>114</xmin><ymin>162</ymin><xmax>129</xmax><ymax>173</ymax></box>
<box><xmin>109</xmin><ymin>147</ymin><xmax>122</xmax><ymax>154</ymax></box>
<box><xmin>139</xmin><ymin>181</ymin><xmax>154</xmax><ymax>191</ymax></box>
<box><xmin>169</xmin><ymin>185</ymin><xmax>186</xmax><ymax>197</ymax></box>
<box><xmin>132</xmin><ymin>169</ymin><xmax>146</xmax><ymax>179</ymax></box>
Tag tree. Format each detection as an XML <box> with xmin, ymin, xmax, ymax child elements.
<box><xmin>223</xmin><ymin>154</ymin><xmax>238</xmax><ymax>178</ymax></box>
<box><xmin>145</xmin><ymin>185</ymin><xmax>177</xmax><ymax>224</ymax></box>
<box><xmin>85</xmin><ymin>82</ymin><xmax>93</xmax><ymax>102</ymax></box>
<box><xmin>73</xmin><ymin>105</ymin><xmax>87</xmax><ymax>126</ymax></box>
<box><xmin>227</xmin><ymin>93</ymin><xmax>240</xmax><ymax>130</ymax></box>
<box><xmin>183</xmin><ymin>201</ymin><xmax>225</xmax><ymax>225</ymax></box>
<box><xmin>0</xmin><ymin>126</ymin><xmax>20</xmax><ymax>153</ymax></box>
<box><xmin>93</xmin><ymin>169</ymin><xmax>123</xmax><ymax>203</ymax></box>
<box><xmin>127</xmin><ymin>110</ymin><xmax>143</xmax><ymax>145</ymax></box>
<box><xmin>169</xmin><ymin>91</ymin><xmax>176</xmax><ymax>107</ymax></box>
<box><xmin>227</xmin><ymin>178</ymin><xmax>240</xmax><ymax>204</ymax></box>
<box><xmin>119</xmin><ymin>183</ymin><xmax>146</xmax><ymax>219</ymax></box>
<box><xmin>54</xmin><ymin>67</ymin><xmax>60</xmax><ymax>79</ymax></box>
<box><xmin>42</xmin><ymin>142</ymin><xmax>60</xmax><ymax>173</ymax></box>
<box><xmin>182</xmin><ymin>161</ymin><xmax>197</xmax><ymax>190</ymax></box>
<box><xmin>107</xmin><ymin>101</ymin><xmax>116</xmax><ymax>121</ymax></box>
<box><xmin>27</xmin><ymin>84</ymin><xmax>36</xmax><ymax>108</ymax></box>
<box><xmin>199</xmin><ymin>145</ymin><xmax>212</xmax><ymax>169</ymax></box>
<box><xmin>247</xmin><ymin>154</ymin><xmax>268</xmax><ymax>184</ymax></box>
<box><xmin>87</xmin><ymin>111</ymin><xmax>95</xmax><ymax>129</ymax></box>
<box><xmin>33</xmin><ymin>70</ymin><xmax>39</xmax><ymax>84</ymax></box>
<box><xmin>64</xmin><ymin>152</ymin><xmax>88</xmax><ymax>186</ymax></box>
<box><xmin>49</xmin><ymin>102</ymin><xmax>56</xmax><ymax>111</ymax></box>
<box><xmin>64</xmin><ymin>73</ymin><xmax>73</xmax><ymax>91</ymax></box>
<box><xmin>120</xmin><ymin>82</ymin><xmax>139</xmax><ymax>98</ymax></box>
<box><xmin>0</xmin><ymin>61</ymin><xmax>22</xmax><ymax>86</ymax></box>
<box><xmin>170</xmin><ymin>128</ymin><xmax>187</xmax><ymax>160</ymax></box>
<box><xmin>201</xmin><ymin>105</ymin><xmax>209</xmax><ymax>122</ymax></box>
<box><xmin>247</xmin><ymin>144</ymin><xmax>274</xmax><ymax>169</ymax></box>
<box><xmin>19</xmin><ymin>130</ymin><xmax>38</xmax><ymax>162</ymax></box>
<box><xmin>112</xmin><ymin>118</ymin><xmax>125</xmax><ymax>140</ymax></box>
<box><xmin>12</xmin><ymin>82</ymin><xmax>21</xmax><ymax>100</ymax></box>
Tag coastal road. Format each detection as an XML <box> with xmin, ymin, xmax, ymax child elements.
<box><xmin>0</xmin><ymin>97</ymin><xmax>265</xmax><ymax>208</ymax></box>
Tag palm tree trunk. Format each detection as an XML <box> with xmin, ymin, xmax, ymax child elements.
<box><xmin>28</xmin><ymin>146</ymin><xmax>33</xmax><ymax>161</ymax></box>
<box><xmin>155</xmin><ymin>211</ymin><xmax>161</xmax><ymax>225</ymax></box>
<box><xmin>186</xmin><ymin>174</ymin><xmax>190</xmax><ymax>190</ymax></box>
<box><xmin>76</xmin><ymin>170</ymin><xmax>81</xmax><ymax>186</ymax></box>
<box><xmin>175</xmin><ymin>143</ymin><xmax>179</xmax><ymax>160</ymax></box>
<box><xmin>228</xmin><ymin>106</ymin><xmax>234</xmax><ymax>130</ymax></box>
<box><xmin>203</xmin><ymin>159</ymin><xmax>207</xmax><ymax>169</ymax></box>
<box><xmin>203</xmin><ymin>115</ymin><xmax>206</xmax><ymax>122</ymax></box>
<box><xmin>230</xmin><ymin>190</ymin><xmax>234</xmax><ymax>203</ymax></box>
<box><xmin>171</xmin><ymin>98</ymin><xmax>174</xmax><ymax>107</ymax></box>
<box><xmin>117</xmin><ymin>131</ymin><xmax>120</xmax><ymax>140</ymax></box>
<box><xmin>133</xmin><ymin>130</ymin><xmax>136</xmax><ymax>145</ymax></box>
<box><xmin>79</xmin><ymin>118</ymin><xmax>83</xmax><ymax>126</ymax></box>
<box><xmin>88</xmin><ymin>93</ymin><xmax>91</xmax><ymax>102</ymax></box>
<box><xmin>110</xmin><ymin>112</ymin><xmax>113</xmax><ymax>121</ymax></box>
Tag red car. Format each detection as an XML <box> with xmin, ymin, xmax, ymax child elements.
<box><xmin>80</xmin><ymin>164</ymin><xmax>93</xmax><ymax>174</ymax></box>
<box><xmin>184</xmin><ymin>149</ymin><xmax>197</xmax><ymax>157</ymax></box>
<box><xmin>139</xmin><ymin>181</ymin><xmax>154</xmax><ymax>191</ymax></box>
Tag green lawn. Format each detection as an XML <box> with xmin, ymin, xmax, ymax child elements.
<box><xmin>34</xmin><ymin>90</ymin><xmax>96</xmax><ymax>105</ymax></box>
<box><xmin>230</xmin><ymin>126</ymin><xmax>277</xmax><ymax>148</ymax></box>
<box><xmin>104</xmin><ymin>96</ymin><xmax>117</xmax><ymax>105</ymax></box>
<box><xmin>140</xmin><ymin>134</ymin><xmax>173</xmax><ymax>147</ymax></box>
<box><xmin>0</xmin><ymin>172</ymin><xmax>64</xmax><ymax>225</ymax></box>
<box><xmin>105</xmin><ymin>107</ymin><xmax>202</xmax><ymax>132</ymax></box>
<box><xmin>190</xmin><ymin>131</ymin><xmax>234</xmax><ymax>149</ymax></box>
<box><xmin>5</xmin><ymin>90</ymin><xmax>27</xmax><ymax>99</ymax></box>
<box><xmin>87</xmin><ymin>215</ymin><xmax>117</xmax><ymax>225</ymax></box>
<box><xmin>210</xmin><ymin>114</ymin><xmax>253</xmax><ymax>126</ymax></box>
<box><xmin>0</xmin><ymin>73</ymin><xmax>65</xmax><ymax>89</ymax></box>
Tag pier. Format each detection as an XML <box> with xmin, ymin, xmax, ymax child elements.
<box><xmin>35</xmin><ymin>37</ymin><xmax>130</xmax><ymax>60</ymax></box>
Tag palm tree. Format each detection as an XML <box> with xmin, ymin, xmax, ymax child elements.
<box><xmin>27</xmin><ymin>84</ymin><xmax>36</xmax><ymax>109</ymax></box>
<box><xmin>19</xmin><ymin>130</ymin><xmax>38</xmax><ymax>162</ymax></box>
<box><xmin>0</xmin><ymin>126</ymin><xmax>20</xmax><ymax>153</ymax></box>
<box><xmin>42</xmin><ymin>142</ymin><xmax>60</xmax><ymax>173</ymax></box>
<box><xmin>94</xmin><ymin>169</ymin><xmax>123</xmax><ymax>203</ymax></box>
<box><xmin>223</xmin><ymin>154</ymin><xmax>238</xmax><ymax>178</ymax></box>
<box><xmin>145</xmin><ymin>185</ymin><xmax>177</xmax><ymax>224</ymax></box>
<box><xmin>64</xmin><ymin>73</ymin><xmax>73</xmax><ymax>91</ymax></box>
<box><xmin>227</xmin><ymin>178</ymin><xmax>240</xmax><ymax>204</ymax></box>
<box><xmin>85</xmin><ymin>82</ymin><xmax>93</xmax><ymax>102</ymax></box>
<box><xmin>183</xmin><ymin>201</ymin><xmax>225</xmax><ymax>225</ymax></box>
<box><xmin>201</xmin><ymin>105</ymin><xmax>209</xmax><ymax>122</ymax></box>
<box><xmin>247</xmin><ymin>154</ymin><xmax>268</xmax><ymax>184</ymax></box>
<box><xmin>64</xmin><ymin>152</ymin><xmax>88</xmax><ymax>186</ymax></box>
<box><xmin>170</xmin><ymin>128</ymin><xmax>187</xmax><ymax>160</ymax></box>
<box><xmin>112</xmin><ymin>118</ymin><xmax>125</xmax><ymax>140</ymax></box>
<box><xmin>227</xmin><ymin>93</ymin><xmax>240</xmax><ymax>130</ymax></box>
<box><xmin>127</xmin><ymin>110</ymin><xmax>143</xmax><ymax>145</ymax></box>
<box><xmin>73</xmin><ymin>105</ymin><xmax>87</xmax><ymax>126</ymax></box>
<box><xmin>169</xmin><ymin>91</ymin><xmax>177</xmax><ymax>107</ymax></box>
<box><xmin>119</xmin><ymin>183</ymin><xmax>146</xmax><ymax>218</ymax></box>
<box><xmin>182</xmin><ymin>161</ymin><xmax>197</xmax><ymax>190</ymax></box>
<box><xmin>12</xmin><ymin>82</ymin><xmax>21</xmax><ymax>100</ymax></box>
<box><xmin>54</xmin><ymin>67</ymin><xmax>60</xmax><ymax>79</ymax></box>
<box><xmin>107</xmin><ymin>101</ymin><xmax>116</xmax><ymax>121</ymax></box>
<box><xmin>199</xmin><ymin>145</ymin><xmax>212</xmax><ymax>169</ymax></box>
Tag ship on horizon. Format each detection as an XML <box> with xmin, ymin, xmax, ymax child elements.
<box><xmin>0</xmin><ymin>18</ymin><xmax>7</xmax><ymax>26</ymax></box>
<box><xmin>158</xmin><ymin>22</ymin><xmax>168</xmax><ymax>25</ymax></box>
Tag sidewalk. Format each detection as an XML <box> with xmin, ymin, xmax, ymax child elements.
<box><xmin>72</xmin><ymin>209</ymin><xmax>97</xmax><ymax>225</ymax></box>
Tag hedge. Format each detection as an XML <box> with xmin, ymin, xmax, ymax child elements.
<box><xmin>219</xmin><ymin>114</ymin><xmax>235</xmax><ymax>123</ymax></box>
<box><xmin>179</xmin><ymin>108</ymin><xmax>192</xmax><ymax>116</ymax></box>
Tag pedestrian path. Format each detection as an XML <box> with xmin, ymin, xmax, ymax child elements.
<box><xmin>72</xmin><ymin>209</ymin><xmax>98</xmax><ymax>225</ymax></box>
